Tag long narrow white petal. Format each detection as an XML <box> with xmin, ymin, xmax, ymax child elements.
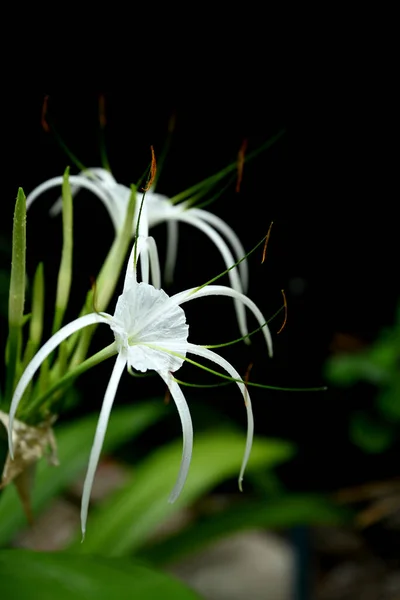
<box><xmin>80</xmin><ymin>351</ymin><xmax>127</xmax><ymax>539</ymax></box>
<box><xmin>186</xmin><ymin>343</ymin><xmax>254</xmax><ymax>491</ymax></box>
<box><xmin>145</xmin><ymin>236</ymin><xmax>161</xmax><ymax>289</ymax></box>
<box><xmin>157</xmin><ymin>212</ymin><xmax>249</xmax><ymax>339</ymax></box>
<box><xmin>175</xmin><ymin>285</ymin><xmax>273</xmax><ymax>357</ymax></box>
<box><xmin>189</xmin><ymin>208</ymin><xmax>249</xmax><ymax>292</ymax></box>
<box><xmin>139</xmin><ymin>248</ymin><xmax>150</xmax><ymax>284</ymax></box>
<box><xmin>137</xmin><ymin>285</ymin><xmax>273</xmax><ymax>358</ymax></box>
<box><xmin>158</xmin><ymin>371</ymin><xmax>193</xmax><ymax>503</ymax></box>
<box><xmin>164</xmin><ymin>219</ymin><xmax>179</xmax><ymax>284</ymax></box>
<box><xmin>123</xmin><ymin>236</ymin><xmax>145</xmax><ymax>290</ymax></box>
<box><xmin>122</xmin><ymin>235</ymin><xmax>161</xmax><ymax>292</ymax></box>
<box><xmin>8</xmin><ymin>312</ymin><xmax>111</xmax><ymax>459</ymax></box>
<box><xmin>26</xmin><ymin>176</ymin><xmax>117</xmax><ymax>225</ymax></box>
<box><xmin>53</xmin><ymin>169</ymin><xmax>116</xmax><ymax>211</ymax></box>
<box><xmin>136</xmin><ymin>203</ymin><xmax>150</xmax><ymax>283</ymax></box>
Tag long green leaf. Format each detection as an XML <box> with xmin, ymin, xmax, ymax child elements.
<box><xmin>22</xmin><ymin>262</ymin><xmax>45</xmax><ymax>369</ymax></box>
<box><xmin>68</xmin><ymin>185</ymin><xmax>137</xmax><ymax>368</ymax></box>
<box><xmin>0</xmin><ymin>550</ymin><xmax>201</xmax><ymax>600</ymax></box>
<box><xmin>68</xmin><ymin>430</ymin><xmax>294</xmax><ymax>556</ymax></box>
<box><xmin>0</xmin><ymin>399</ymin><xmax>166</xmax><ymax>546</ymax></box>
<box><xmin>5</xmin><ymin>189</ymin><xmax>26</xmax><ymax>403</ymax></box>
<box><xmin>52</xmin><ymin>167</ymin><xmax>73</xmax><ymax>334</ymax></box>
<box><xmin>139</xmin><ymin>494</ymin><xmax>353</xmax><ymax>566</ymax></box>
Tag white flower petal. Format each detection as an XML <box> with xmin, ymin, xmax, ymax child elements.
<box><xmin>8</xmin><ymin>312</ymin><xmax>111</xmax><ymax>459</ymax></box>
<box><xmin>186</xmin><ymin>343</ymin><xmax>254</xmax><ymax>492</ymax></box>
<box><xmin>158</xmin><ymin>371</ymin><xmax>193</xmax><ymax>503</ymax></box>
<box><xmin>190</xmin><ymin>207</ymin><xmax>249</xmax><ymax>292</ymax></box>
<box><xmin>137</xmin><ymin>284</ymin><xmax>273</xmax><ymax>358</ymax></box>
<box><xmin>81</xmin><ymin>351</ymin><xmax>127</xmax><ymax>539</ymax></box>
<box><xmin>27</xmin><ymin>175</ymin><xmax>121</xmax><ymax>230</ymax></box>
<box><xmin>161</xmin><ymin>211</ymin><xmax>249</xmax><ymax>339</ymax></box>
<box><xmin>164</xmin><ymin>219</ymin><xmax>179</xmax><ymax>284</ymax></box>
<box><xmin>174</xmin><ymin>285</ymin><xmax>273</xmax><ymax>357</ymax></box>
<box><xmin>122</xmin><ymin>235</ymin><xmax>160</xmax><ymax>292</ymax></box>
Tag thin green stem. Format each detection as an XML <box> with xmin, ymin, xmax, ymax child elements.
<box><xmin>169</xmin><ymin>129</ymin><xmax>285</xmax><ymax>206</ymax></box>
<box><xmin>190</xmin><ymin>232</ymin><xmax>269</xmax><ymax>296</ymax></box>
<box><xmin>142</xmin><ymin>343</ymin><xmax>327</xmax><ymax>392</ymax></box>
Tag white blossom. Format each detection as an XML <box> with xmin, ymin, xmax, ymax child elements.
<box><xmin>26</xmin><ymin>168</ymin><xmax>250</xmax><ymax>339</ymax></box>
<box><xmin>8</xmin><ymin>236</ymin><xmax>272</xmax><ymax>538</ymax></box>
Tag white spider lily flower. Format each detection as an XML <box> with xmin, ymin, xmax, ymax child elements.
<box><xmin>26</xmin><ymin>168</ymin><xmax>250</xmax><ymax>340</ymax></box>
<box><xmin>8</xmin><ymin>236</ymin><xmax>272</xmax><ymax>538</ymax></box>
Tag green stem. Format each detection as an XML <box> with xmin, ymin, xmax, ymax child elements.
<box><xmin>169</xmin><ymin>129</ymin><xmax>285</xmax><ymax>206</ymax></box>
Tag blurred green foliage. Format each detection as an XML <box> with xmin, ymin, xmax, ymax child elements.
<box><xmin>325</xmin><ymin>302</ymin><xmax>400</xmax><ymax>453</ymax></box>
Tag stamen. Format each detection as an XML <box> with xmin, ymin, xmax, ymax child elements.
<box><xmin>236</xmin><ymin>138</ymin><xmax>248</xmax><ymax>193</ymax></box>
<box><xmin>41</xmin><ymin>95</ymin><xmax>50</xmax><ymax>133</ymax></box>
<box><xmin>142</xmin><ymin>145</ymin><xmax>157</xmax><ymax>192</ymax></box>
<box><xmin>262</xmin><ymin>221</ymin><xmax>274</xmax><ymax>264</ymax></box>
<box><xmin>277</xmin><ymin>289</ymin><xmax>287</xmax><ymax>334</ymax></box>
<box><xmin>39</xmin><ymin>96</ymin><xmax>88</xmax><ymax>173</ymax></box>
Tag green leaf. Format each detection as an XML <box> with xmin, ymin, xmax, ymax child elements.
<box><xmin>68</xmin><ymin>430</ymin><xmax>294</xmax><ymax>556</ymax></box>
<box><xmin>0</xmin><ymin>399</ymin><xmax>166</xmax><ymax>546</ymax></box>
<box><xmin>52</xmin><ymin>167</ymin><xmax>73</xmax><ymax>334</ymax></box>
<box><xmin>0</xmin><ymin>550</ymin><xmax>201</xmax><ymax>600</ymax></box>
<box><xmin>67</xmin><ymin>185</ymin><xmax>137</xmax><ymax>368</ymax></box>
<box><xmin>5</xmin><ymin>189</ymin><xmax>26</xmax><ymax>403</ymax></box>
<box><xmin>19</xmin><ymin>263</ymin><xmax>45</xmax><ymax>406</ymax></box>
<box><xmin>139</xmin><ymin>494</ymin><xmax>353</xmax><ymax>566</ymax></box>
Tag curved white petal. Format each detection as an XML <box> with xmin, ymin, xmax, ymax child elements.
<box><xmin>164</xmin><ymin>219</ymin><xmax>179</xmax><ymax>285</ymax></box>
<box><xmin>54</xmin><ymin>169</ymin><xmax>127</xmax><ymax>227</ymax></box>
<box><xmin>158</xmin><ymin>371</ymin><xmax>193</xmax><ymax>503</ymax></box>
<box><xmin>8</xmin><ymin>312</ymin><xmax>111</xmax><ymax>458</ymax></box>
<box><xmin>152</xmin><ymin>211</ymin><xmax>249</xmax><ymax>339</ymax></box>
<box><xmin>122</xmin><ymin>235</ymin><xmax>161</xmax><ymax>292</ymax></box>
<box><xmin>81</xmin><ymin>351</ymin><xmax>127</xmax><ymax>539</ymax></box>
<box><xmin>26</xmin><ymin>176</ymin><xmax>123</xmax><ymax>232</ymax></box>
<box><xmin>144</xmin><ymin>236</ymin><xmax>161</xmax><ymax>289</ymax></box>
<box><xmin>137</xmin><ymin>284</ymin><xmax>273</xmax><ymax>358</ymax></box>
<box><xmin>174</xmin><ymin>285</ymin><xmax>273</xmax><ymax>357</ymax></box>
<box><xmin>189</xmin><ymin>208</ymin><xmax>249</xmax><ymax>292</ymax></box>
<box><xmin>186</xmin><ymin>343</ymin><xmax>254</xmax><ymax>491</ymax></box>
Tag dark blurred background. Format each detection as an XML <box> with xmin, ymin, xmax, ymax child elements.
<box><xmin>1</xmin><ymin>89</ymin><xmax>398</xmax><ymax>499</ymax></box>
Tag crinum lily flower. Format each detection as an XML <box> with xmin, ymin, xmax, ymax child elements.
<box><xmin>26</xmin><ymin>167</ymin><xmax>251</xmax><ymax>340</ymax></box>
<box><xmin>8</xmin><ymin>235</ymin><xmax>273</xmax><ymax>539</ymax></box>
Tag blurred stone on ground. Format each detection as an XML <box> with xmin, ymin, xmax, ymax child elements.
<box><xmin>169</xmin><ymin>530</ymin><xmax>294</xmax><ymax>600</ymax></box>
